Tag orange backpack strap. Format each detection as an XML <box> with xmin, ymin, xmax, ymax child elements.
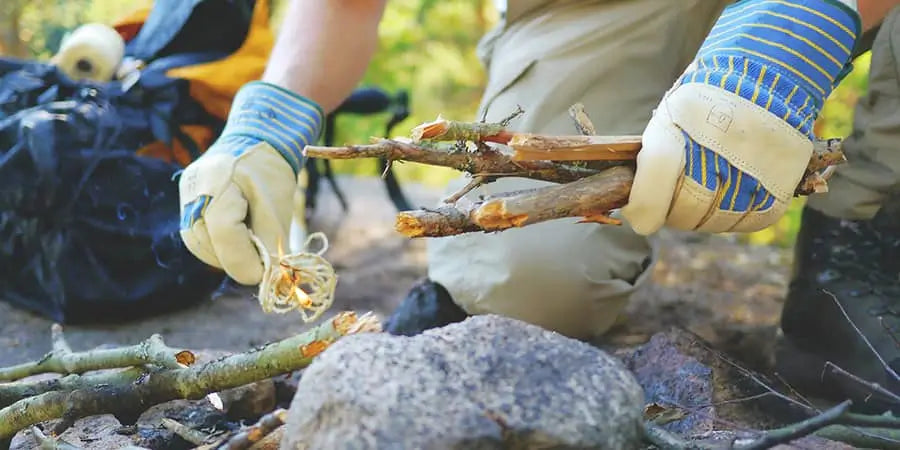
<box><xmin>111</xmin><ymin>5</ymin><xmax>153</xmax><ymax>42</ymax></box>
<box><xmin>166</xmin><ymin>0</ymin><xmax>274</xmax><ymax>121</ymax></box>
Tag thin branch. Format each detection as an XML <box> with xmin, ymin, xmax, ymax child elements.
<box><xmin>0</xmin><ymin>324</ymin><xmax>192</xmax><ymax>382</ymax></box>
<box><xmin>824</xmin><ymin>289</ymin><xmax>900</xmax><ymax>383</ymax></box>
<box><xmin>160</xmin><ymin>418</ymin><xmax>213</xmax><ymax>446</ymax></box>
<box><xmin>218</xmin><ymin>408</ymin><xmax>289</xmax><ymax>450</ymax></box>
<box><xmin>443</xmin><ymin>175</ymin><xmax>488</xmax><ymax>204</ymax></box>
<box><xmin>739</xmin><ymin>400</ymin><xmax>852</xmax><ymax>450</ymax></box>
<box><xmin>0</xmin><ymin>311</ymin><xmax>381</xmax><ymax>440</ymax></box>
<box><xmin>411</xmin><ymin>116</ymin><xmax>514</xmax><ymax>144</ymax></box>
<box><xmin>642</xmin><ymin>421</ymin><xmax>703</xmax><ymax>450</ymax></box>
<box><xmin>697</xmin><ymin>336</ymin><xmax>900</xmax><ymax>447</ymax></box>
<box><xmin>642</xmin><ymin>401</ymin><xmax>852</xmax><ymax>450</ymax></box>
<box><xmin>823</xmin><ymin>361</ymin><xmax>900</xmax><ymax>406</ymax></box>
<box><xmin>304</xmin><ymin>138</ymin><xmax>604</xmax><ymax>184</ymax></box>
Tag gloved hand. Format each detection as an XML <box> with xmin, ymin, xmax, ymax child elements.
<box><xmin>178</xmin><ymin>81</ymin><xmax>324</xmax><ymax>285</ymax></box>
<box><xmin>622</xmin><ymin>0</ymin><xmax>860</xmax><ymax>235</ymax></box>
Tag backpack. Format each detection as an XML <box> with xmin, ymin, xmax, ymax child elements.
<box><xmin>0</xmin><ymin>0</ymin><xmax>410</xmax><ymax>324</ymax></box>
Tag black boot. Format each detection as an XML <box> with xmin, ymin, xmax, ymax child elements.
<box><xmin>776</xmin><ymin>202</ymin><xmax>900</xmax><ymax>412</ymax></box>
<box><xmin>383</xmin><ymin>278</ymin><xmax>469</xmax><ymax>336</ymax></box>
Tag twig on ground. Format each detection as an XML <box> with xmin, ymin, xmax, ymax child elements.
<box><xmin>824</xmin><ymin>361</ymin><xmax>900</xmax><ymax>406</ymax></box>
<box><xmin>740</xmin><ymin>400</ymin><xmax>852</xmax><ymax>450</ymax></box>
<box><xmin>0</xmin><ymin>311</ymin><xmax>381</xmax><ymax>440</ymax></box>
<box><xmin>218</xmin><ymin>408</ymin><xmax>289</xmax><ymax>450</ymax></box>
<box><xmin>642</xmin><ymin>401</ymin><xmax>852</xmax><ymax>450</ymax></box>
<box><xmin>824</xmin><ymin>289</ymin><xmax>900</xmax><ymax>383</ymax></box>
<box><xmin>0</xmin><ymin>324</ymin><xmax>191</xmax><ymax>382</ymax></box>
<box><xmin>0</xmin><ymin>367</ymin><xmax>146</xmax><ymax>410</ymax></box>
<box><xmin>697</xmin><ymin>334</ymin><xmax>900</xmax><ymax>447</ymax></box>
<box><xmin>161</xmin><ymin>418</ymin><xmax>213</xmax><ymax>446</ymax></box>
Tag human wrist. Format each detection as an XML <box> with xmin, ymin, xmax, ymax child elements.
<box><xmin>219</xmin><ymin>81</ymin><xmax>324</xmax><ymax>175</ymax></box>
<box><xmin>682</xmin><ymin>0</ymin><xmax>861</xmax><ymax>138</ymax></box>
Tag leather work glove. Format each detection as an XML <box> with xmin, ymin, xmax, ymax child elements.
<box><xmin>178</xmin><ymin>81</ymin><xmax>324</xmax><ymax>285</ymax></box>
<box><xmin>622</xmin><ymin>0</ymin><xmax>861</xmax><ymax>235</ymax></box>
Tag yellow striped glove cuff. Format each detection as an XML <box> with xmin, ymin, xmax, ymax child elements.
<box><xmin>217</xmin><ymin>81</ymin><xmax>324</xmax><ymax>175</ymax></box>
<box><xmin>683</xmin><ymin>0</ymin><xmax>860</xmax><ymax>139</ymax></box>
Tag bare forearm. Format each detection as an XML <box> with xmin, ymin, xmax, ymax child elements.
<box><xmin>262</xmin><ymin>0</ymin><xmax>388</xmax><ymax>113</ymax></box>
<box><xmin>858</xmin><ymin>0</ymin><xmax>900</xmax><ymax>31</ymax></box>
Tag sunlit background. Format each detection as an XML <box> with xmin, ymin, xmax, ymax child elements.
<box><xmin>0</xmin><ymin>0</ymin><xmax>871</xmax><ymax>248</ymax></box>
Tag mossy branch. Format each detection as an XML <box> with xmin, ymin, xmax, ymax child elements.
<box><xmin>0</xmin><ymin>311</ymin><xmax>381</xmax><ymax>441</ymax></box>
<box><xmin>0</xmin><ymin>324</ymin><xmax>192</xmax><ymax>382</ymax></box>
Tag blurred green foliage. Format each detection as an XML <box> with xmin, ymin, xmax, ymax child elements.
<box><xmin>3</xmin><ymin>0</ymin><xmax>873</xmax><ymax>248</ymax></box>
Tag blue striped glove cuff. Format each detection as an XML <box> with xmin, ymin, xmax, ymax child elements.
<box><xmin>219</xmin><ymin>81</ymin><xmax>325</xmax><ymax>175</ymax></box>
<box><xmin>681</xmin><ymin>0</ymin><xmax>860</xmax><ymax>139</ymax></box>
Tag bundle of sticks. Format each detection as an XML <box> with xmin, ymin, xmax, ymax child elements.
<box><xmin>303</xmin><ymin>104</ymin><xmax>846</xmax><ymax>238</ymax></box>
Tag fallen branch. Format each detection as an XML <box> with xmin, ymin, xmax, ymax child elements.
<box><xmin>0</xmin><ymin>324</ymin><xmax>192</xmax><ymax>382</ymax></box>
<box><xmin>642</xmin><ymin>400</ymin><xmax>852</xmax><ymax>449</ymax></box>
<box><xmin>0</xmin><ymin>367</ymin><xmax>146</xmax><ymax>410</ymax></box>
<box><xmin>0</xmin><ymin>311</ymin><xmax>381</xmax><ymax>441</ymax></box>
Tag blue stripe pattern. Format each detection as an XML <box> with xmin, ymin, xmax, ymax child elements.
<box><xmin>676</xmin><ymin>0</ymin><xmax>859</xmax><ymax>213</ymax></box>
<box><xmin>216</xmin><ymin>81</ymin><xmax>324</xmax><ymax>175</ymax></box>
<box><xmin>181</xmin><ymin>194</ymin><xmax>212</xmax><ymax>230</ymax></box>
<box><xmin>684</xmin><ymin>132</ymin><xmax>776</xmax><ymax>212</ymax></box>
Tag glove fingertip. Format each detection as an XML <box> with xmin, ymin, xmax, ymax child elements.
<box><xmin>180</xmin><ymin>227</ymin><xmax>222</xmax><ymax>269</ymax></box>
<box><xmin>622</xmin><ymin>119</ymin><xmax>686</xmax><ymax>236</ymax></box>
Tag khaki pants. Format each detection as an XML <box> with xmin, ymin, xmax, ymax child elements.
<box><xmin>427</xmin><ymin>1</ymin><xmax>900</xmax><ymax>340</ymax></box>
<box><xmin>807</xmin><ymin>6</ymin><xmax>900</xmax><ymax>220</ymax></box>
<box><xmin>427</xmin><ymin>0</ymin><xmax>730</xmax><ymax>340</ymax></box>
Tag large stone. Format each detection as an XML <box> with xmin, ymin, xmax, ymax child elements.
<box><xmin>619</xmin><ymin>328</ymin><xmax>784</xmax><ymax>436</ymax></box>
<box><xmin>282</xmin><ymin>315</ymin><xmax>645</xmax><ymax>449</ymax></box>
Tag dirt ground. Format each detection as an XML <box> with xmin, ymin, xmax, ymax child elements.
<box><xmin>0</xmin><ymin>175</ymin><xmax>792</xmax><ymax>377</ymax></box>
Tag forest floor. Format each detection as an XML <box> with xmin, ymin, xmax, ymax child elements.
<box><xmin>0</xmin><ymin>175</ymin><xmax>809</xmax><ymax>447</ymax></box>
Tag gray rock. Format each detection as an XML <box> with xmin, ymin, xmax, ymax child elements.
<box><xmin>282</xmin><ymin>315</ymin><xmax>645</xmax><ymax>450</ymax></box>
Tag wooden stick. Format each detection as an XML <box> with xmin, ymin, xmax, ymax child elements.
<box><xmin>395</xmin><ymin>166</ymin><xmax>634</xmax><ymax>238</ymax></box>
<box><xmin>510</xmin><ymin>134</ymin><xmax>846</xmax><ymax>163</ymax></box>
<box><xmin>509</xmin><ymin>134</ymin><xmax>641</xmax><ymax>161</ymax></box>
<box><xmin>304</xmin><ymin>138</ymin><xmax>605</xmax><ymax>184</ymax></box>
